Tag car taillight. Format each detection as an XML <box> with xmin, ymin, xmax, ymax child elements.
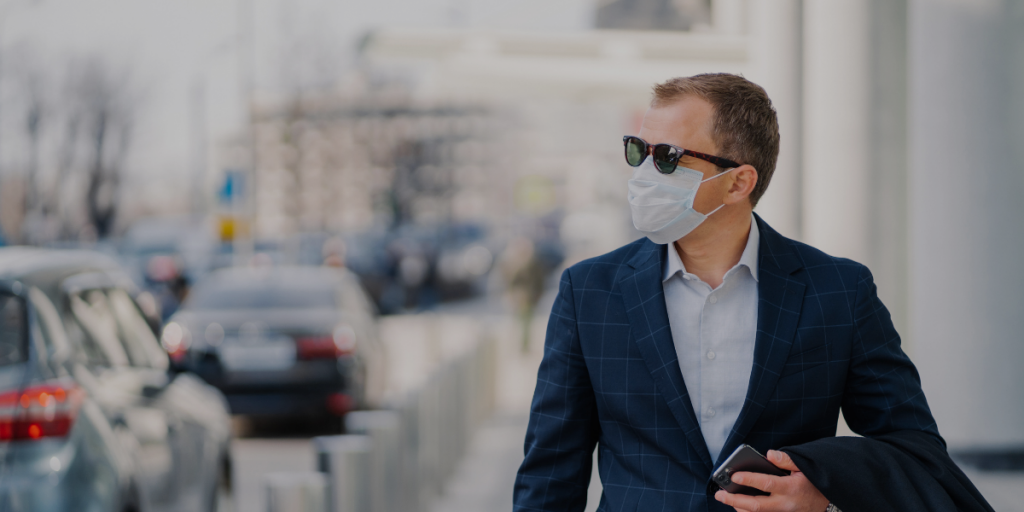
<box><xmin>326</xmin><ymin>393</ymin><xmax>353</xmax><ymax>416</ymax></box>
<box><xmin>295</xmin><ymin>336</ymin><xmax>337</xmax><ymax>360</ymax></box>
<box><xmin>295</xmin><ymin>325</ymin><xmax>357</xmax><ymax>360</ymax></box>
<box><xmin>0</xmin><ymin>381</ymin><xmax>84</xmax><ymax>441</ymax></box>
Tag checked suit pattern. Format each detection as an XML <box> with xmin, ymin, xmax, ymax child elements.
<box><xmin>514</xmin><ymin>214</ymin><xmax>940</xmax><ymax>512</ymax></box>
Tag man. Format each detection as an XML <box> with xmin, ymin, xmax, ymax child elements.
<box><xmin>513</xmin><ymin>74</ymin><xmax>982</xmax><ymax>512</ymax></box>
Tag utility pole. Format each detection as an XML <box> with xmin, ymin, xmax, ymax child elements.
<box><xmin>233</xmin><ymin>0</ymin><xmax>256</xmax><ymax>266</ymax></box>
<box><xmin>190</xmin><ymin>38</ymin><xmax>235</xmax><ymax>216</ymax></box>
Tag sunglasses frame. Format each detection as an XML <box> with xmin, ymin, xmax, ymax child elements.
<box><xmin>623</xmin><ymin>135</ymin><xmax>741</xmax><ymax>174</ymax></box>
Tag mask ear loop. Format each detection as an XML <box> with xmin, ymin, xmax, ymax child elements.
<box><xmin>700</xmin><ymin>168</ymin><xmax>736</xmax><ymax>217</ymax></box>
<box><xmin>705</xmin><ymin>203</ymin><xmax>727</xmax><ymax>216</ymax></box>
<box><xmin>699</xmin><ymin>167</ymin><xmax>736</xmax><ymax>183</ymax></box>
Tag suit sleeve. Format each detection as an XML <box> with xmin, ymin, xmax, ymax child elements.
<box><xmin>513</xmin><ymin>268</ymin><xmax>600</xmax><ymax>512</ymax></box>
<box><xmin>841</xmin><ymin>265</ymin><xmax>943</xmax><ymax>443</ymax></box>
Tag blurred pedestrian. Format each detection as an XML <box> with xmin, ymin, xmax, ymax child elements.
<box><xmin>322</xmin><ymin>237</ymin><xmax>347</xmax><ymax>268</ymax></box>
<box><xmin>168</xmin><ymin>274</ymin><xmax>190</xmax><ymax>305</ymax></box>
<box><xmin>500</xmin><ymin>236</ymin><xmax>546</xmax><ymax>352</ymax></box>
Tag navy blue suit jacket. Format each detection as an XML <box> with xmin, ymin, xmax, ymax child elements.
<box><xmin>513</xmin><ymin>214</ymin><xmax>941</xmax><ymax>512</ymax></box>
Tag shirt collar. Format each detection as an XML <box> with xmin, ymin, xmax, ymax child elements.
<box><xmin>663</xmin><ymin>213</ymin><xmax>760</xmax><ymax>283</ymax></box>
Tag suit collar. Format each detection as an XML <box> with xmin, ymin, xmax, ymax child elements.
<box><xmin>662</xmin><ymin>214</ymin><xmax>761</xmax><ymax>283</ymax></box>
<box><xmin>628</xmin><ymin>212</ymin><xmax>802</xmax><ymax>273</ymax></box>
<box><xmin>626</xmin><ymin>236</ymin><xmax>660</xmax><ymax>269</ymax></box>
<box><xmin>752</xmin><ymin>212</ymin><xmax>803</xmax><ymax>276</ymax></box>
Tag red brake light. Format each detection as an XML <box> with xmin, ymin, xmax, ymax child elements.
<box><xmin>295</xmin><ymin>326</ymin><xmax>356</xmax><ymax>360</ymax></box>
<box><xmin>0</xmin><ymin>380</ymin><xmax>84</xmax><ymax>441</ymax></box>
<box><xmin>326</xmin><ymin>393</ymin><xmax>353</xmax><ymax>416</ymax></box>
<box><xmin>295</xmin><ymin>336</ymin><xmax>340</xmax><ymax>360</ymax></box>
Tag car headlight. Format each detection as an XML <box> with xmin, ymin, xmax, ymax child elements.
<box><xmin>161</xmin><ymin>321</ymin><xmax>192</xmax><ymax>359</ymax></box>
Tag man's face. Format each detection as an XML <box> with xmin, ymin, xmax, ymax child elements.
<box><xmin>637</xmin><ymin>95</ymin><xmax>733</xmax><ymax>222</ymax></box>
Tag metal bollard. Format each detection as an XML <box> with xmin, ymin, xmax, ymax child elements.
<box><xmin>396</xmin><ymin>392</ymin><xmax>422</xmax><ymax>512</ymax></box>
<box><xmin>313</xmin><ymin>435</ymin><xmax>372</xmax><ymax>512</ymax></box>
<box><xmin>418</xmin><ymin>374</ymin><xmax>442</xmax><ymax>500</ymax></box>
<box><xmin>345</xmin><ymin>411</ymin><xmax>402</xmax><ymax>512</ymax></box>
<box><xmin>452</xmin><ymin>358</ymin><xmax>469</xmax><ymax>470</ymax></box>
<box><xmin>480</xmin><ymin>337</ymin><xmax>497</xmax><ymax>422</ymax></box>
<box><xmin>460</xmin><ymin>355</ymin><xmax>473</xmax><ymax>455</ymax></box>
<box><xmin>264</xmin><ymin>472</ymin><xmax>329</xmax><ymax>512</ymax></box>
<box><xmin>439</xmin><ymin>361</ymin><xmax>459</xmax><ymax>481</ymax></box>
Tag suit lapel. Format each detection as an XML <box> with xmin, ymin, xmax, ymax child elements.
<box><xmin>619</xmin><ymin>239</ymin><xmax>714</xmax><ymax>470</ymax></box>
<box><xmin>718</xmin><ymin>215</ymin><xmax>806</xmax><ymax>465</ymax></box>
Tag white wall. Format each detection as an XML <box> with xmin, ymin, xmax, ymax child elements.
<box><xmin>746</xmin><ymin>0</ymin><xmax>803</xmax><ymax>240</ymax></box>
<box><xmin>801</xmin><ymin>1</ymin><xmax>872</xmax><ymax>265</ymax></box>
<box><xmin>908</xmin><ymin>0</ymin><xmax>1024</xmax><ymax>449</ymax></box>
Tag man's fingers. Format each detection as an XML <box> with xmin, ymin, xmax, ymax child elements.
<box><xmin>767</xmin><ymin>449</ymin><xmax>800</xmax><ymax>472</ymax></box>
<box><xmin>730</xmin><ymin>471</ymin><xmax>781</xmax><ymax>494</ymax></box>
<box><xmin>715</xmin><ymin>490</ymin><xmax>763</xmax><ymax>512</ymax></box>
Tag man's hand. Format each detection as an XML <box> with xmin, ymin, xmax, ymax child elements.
<box><xmin>714</xmin><ymin>450</ymin><xmax>829</xmax><ymax>512</ymax></box>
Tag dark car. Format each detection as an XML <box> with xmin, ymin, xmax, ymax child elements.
<box><xmin>165</xmin><ymin>266</ymin><xmax>384</xmax><ymax>425</ymax></box>
<box><xmin>0</xmin><ymin>247</ymin><xmax>233</xmax><ymax>512</ymax></box>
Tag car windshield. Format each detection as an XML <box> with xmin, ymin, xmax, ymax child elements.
<box><xmin>185</xmin><ymin>278</ymin><xmax>337</xmax><ymax>310</ymax></box>
<box><xmin>0</xmin><ymin>292</ymin><xmax>27</xmax><ymax>367</ymax></box>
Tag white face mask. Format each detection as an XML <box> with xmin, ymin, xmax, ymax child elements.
<box><xmin>627</xmin><ymin>159</ymin><xmax>734</xmax><ymax>244</ymax></box>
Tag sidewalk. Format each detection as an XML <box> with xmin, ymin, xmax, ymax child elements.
<box><xmin>962</xmin><ymin>466</ymin><xmax>1024</xmax><ymax>511</ymax></box>
<box><xmin>428</xmin><ymin>294</ymin><xmax>1024</xmax><ymax>512</ymax></box>
<box><xmin>428</xmin><ymin>295</ymin><xmax>604</xmax><ymax>512</ymax></box>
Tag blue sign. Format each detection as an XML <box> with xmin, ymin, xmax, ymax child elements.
<box><xmin>219</xmin><ymin>169</ymin><xmax>246</xmax><ymax>206</ymax></box>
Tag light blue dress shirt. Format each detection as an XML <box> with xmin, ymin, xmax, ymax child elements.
<box><xmin>662</xmin><ymin>214</ymin><xmax>759</xmax><ymax>462</ymax></box>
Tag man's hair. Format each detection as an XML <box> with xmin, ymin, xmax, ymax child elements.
<box><xmin>652</xmin><ymin>73</ymin><xmax>780</xmax><ymax>207</ymax></box>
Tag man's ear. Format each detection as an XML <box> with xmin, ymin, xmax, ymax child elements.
<box><xmin>724</xmin><ymin>164</ymin><xmax>758</xmax><ymax>205</ymax></box>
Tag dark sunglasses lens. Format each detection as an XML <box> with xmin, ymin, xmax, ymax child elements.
<box><xmin>625</xmin><ymin>137</ymin><xmax>646</xmax><ymax>167</ymax></box>
<box><xmin>651</xmin><ymin>145</ymin><xmax>678</xmax><ymax>174</ymax></box>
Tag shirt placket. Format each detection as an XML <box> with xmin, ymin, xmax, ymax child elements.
<box><xmin>685</xmin><ymin>278</ymin><xmax>706</xmax><ymax>430</ymax></box>
<box><xmin>700</xmin><ymin>272</ymin><xmax>735</xmax><ymax>452</ymax></box>
<box><xmin>700</xmin><ymin>286</ymin><xmax>717</xmax><ymax>428</ymax></box>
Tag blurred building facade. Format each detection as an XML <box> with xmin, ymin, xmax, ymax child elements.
<box><xmin>234</xmin><ymin>96</ymin><xmax>507</xmax><ymax>236</ymax></box>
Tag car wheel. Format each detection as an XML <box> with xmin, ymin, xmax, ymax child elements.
<box><xmin>121</xmin><ymin>482</ymin><xmax>141</xmax><ymax>512</ymax></box>
<box><xmin>208</xmin><ymin>452</ymin><xmax>233</xmax><ymax>512</ymax></box>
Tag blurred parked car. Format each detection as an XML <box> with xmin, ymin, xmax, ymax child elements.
<box><xmin>0</xmin><ymin>247</ymin><xmax>233</xmax><ymax>512</ymax></box>
<box><xmin>344</xmin><ymin>223</ymin><xmax>498</xmax><ymax>314</ymax></box>
<box><xmin>165</xmin><ymin>266</ymin><xmax>384</xmax><ymax>427</ymax></box>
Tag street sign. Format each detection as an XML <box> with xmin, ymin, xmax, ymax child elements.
<box><xmin>219</xmin><ymin>169</ymin><xmax>247</xmax><ymax>206</ymax></box>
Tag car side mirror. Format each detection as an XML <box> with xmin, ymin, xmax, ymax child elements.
<box><xmin>142</xmin><ymin>371</ymin><xmax>174</xmax><ymax>398</ymax></box>
<box><xmin>141</xmin><ymin>383</ymin><xmax>165</xmax><ymax>398</ymax></box>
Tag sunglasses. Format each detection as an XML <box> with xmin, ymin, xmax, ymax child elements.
<box><xmin>623</xmin><ymin>135</ymin><xmax>741</xmax><ymax>174</ymax></box>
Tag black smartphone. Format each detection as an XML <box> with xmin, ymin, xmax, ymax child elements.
<box><xmin>711</xmin><ymin>444</ymin><xmax>791</xmax><ymax>496</ymax></box>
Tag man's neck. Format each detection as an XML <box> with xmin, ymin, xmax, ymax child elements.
<box><xmin>673</xmin><ymin>210</ymin><xmax>752</xmax><ymax>289</ymax></box>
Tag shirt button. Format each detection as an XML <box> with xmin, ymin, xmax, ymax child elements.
<box><xmin>707</xmin><ymin>351</ymin><xmax>716</xmax><ymax>360</ymax></box>
<box><xmin>706</xmin><ymin>408</ymin><xmax>716</xmax><ymax>417</ymax></box>
<box><xmin>709</xmin><ymin>295</ymin><xmax>718</xmax><ymax>304</ymax></box>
